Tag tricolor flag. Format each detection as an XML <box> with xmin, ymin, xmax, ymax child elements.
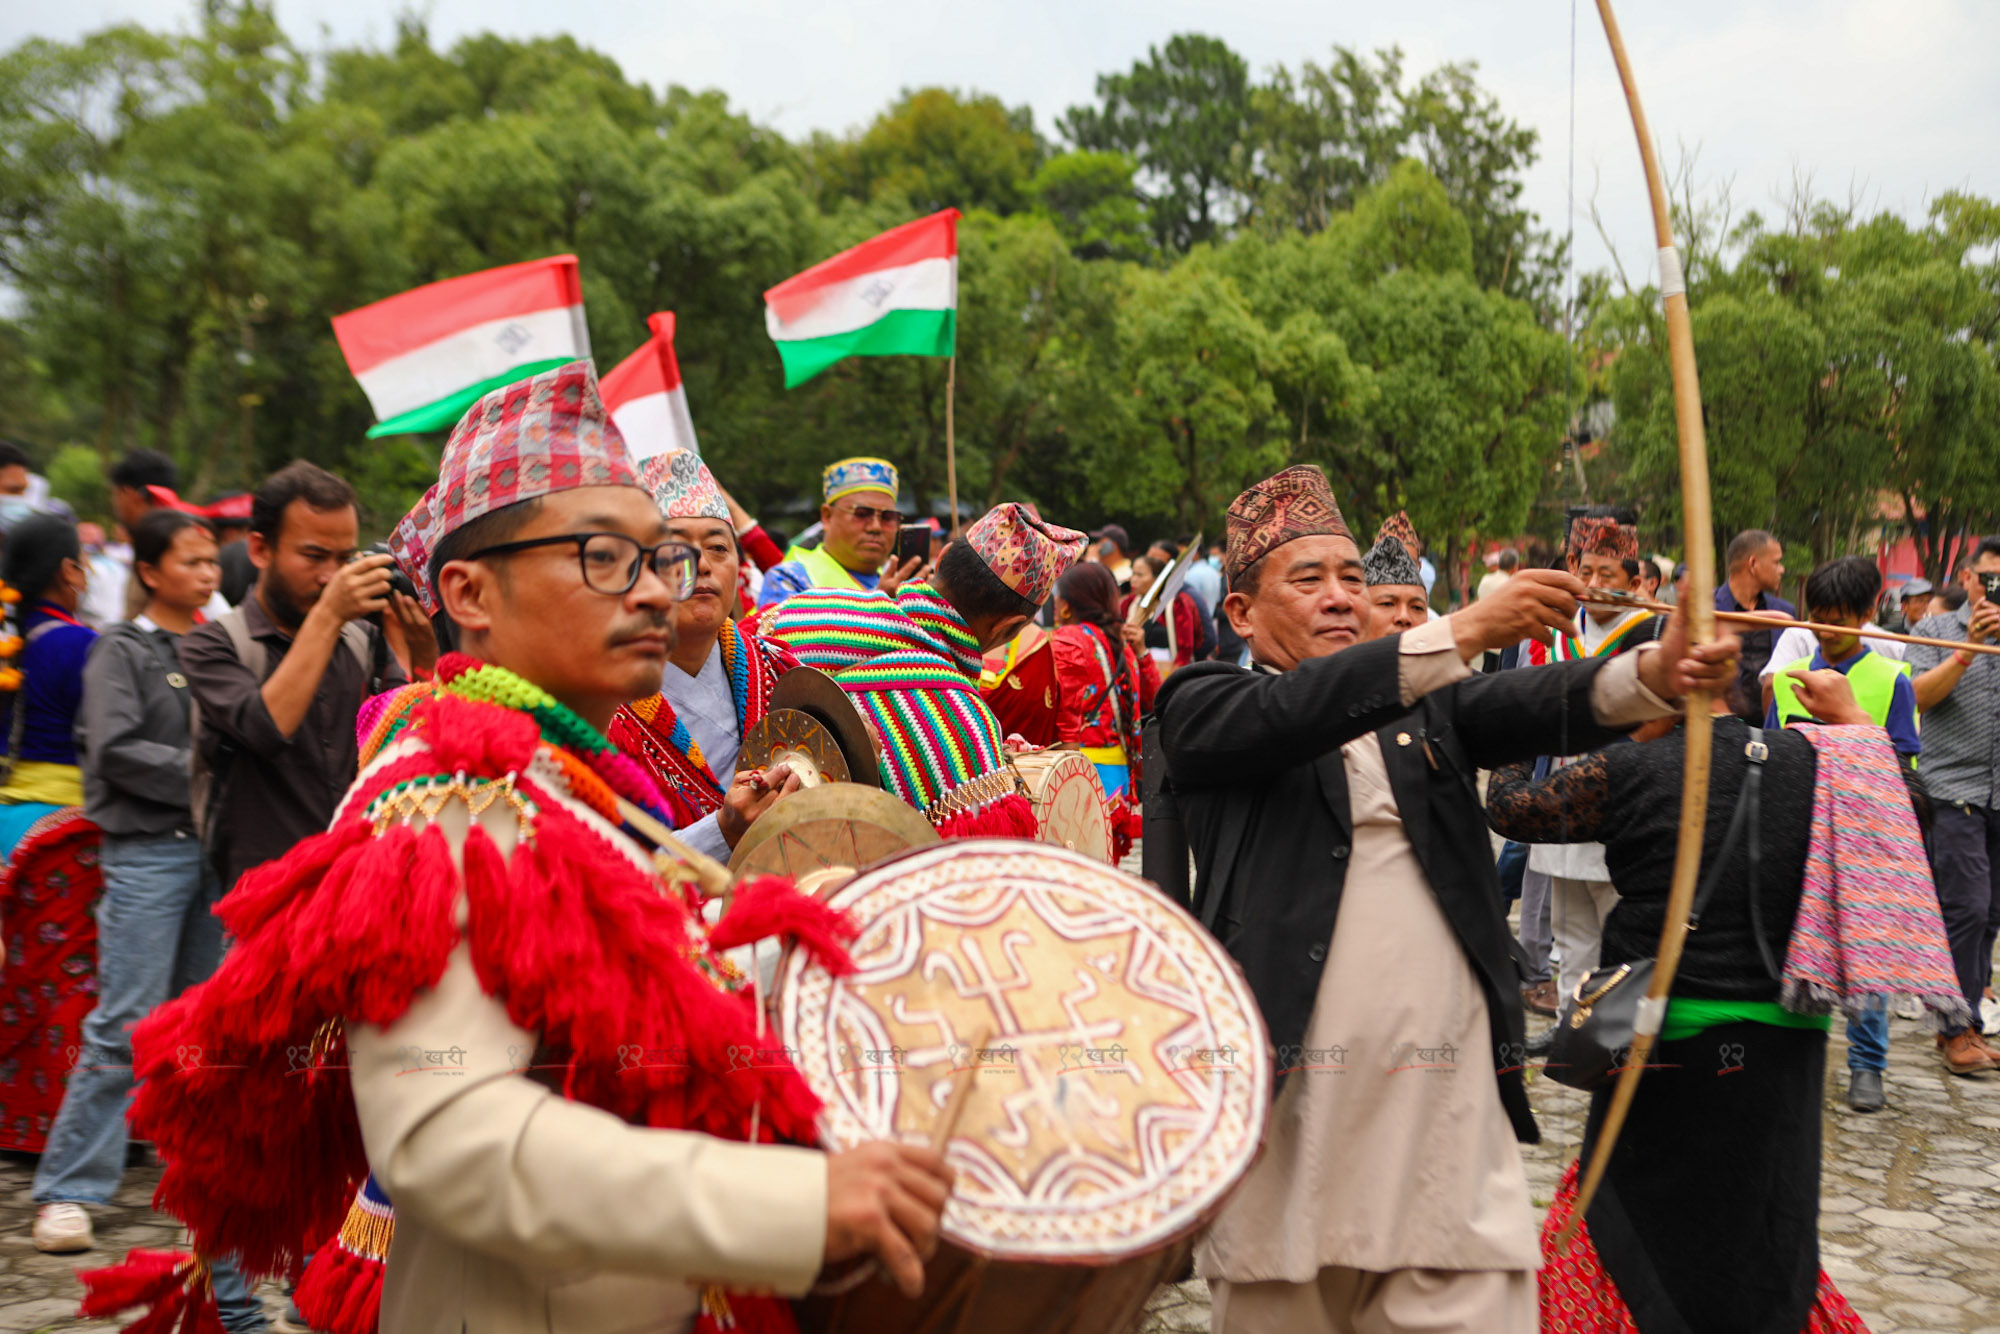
<box><xmin>764</xmin><ymin>209</ymin><xmax>959</xmax><ymax>388</ymax></box>
<box><xmin>332</xmin><ymin>255</ymin><xmax>590</xmax><ymax>438</ymax></box>
<box><xmin>599</xmin><ymin>312</ymin><xmax>699</xmax><ymax>460</ymax></box>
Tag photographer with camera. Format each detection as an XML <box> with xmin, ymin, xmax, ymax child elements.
<box><xmin>1907</xmin><ymin>537</ymin><xmax>2000</xmax><ymax>1072</ymax></box>
<box><xmin>182</xmin><ymin>462</ymin><xmax>434</xmax><ymax>895</ymax></box>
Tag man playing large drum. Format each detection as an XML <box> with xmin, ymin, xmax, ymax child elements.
<box><xmin>1153</xmin><ymin>465</ymin><xmax>1738</xmax><ymax>1334</ymax></box>
<box><xmin>84</xmin><ymin>363</ymin><xmax>953</xmax><ymax>1334</ymax></box>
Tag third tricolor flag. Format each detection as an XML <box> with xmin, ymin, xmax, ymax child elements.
<box><xmin>600</xmin><ymin>312</ymin><xmax>699</xmax><ymax>460</ymax></box>
<box><xmin>764</xmin><ymin>209</ymin><xmax>959</xmax><ymax>388</ymax></box>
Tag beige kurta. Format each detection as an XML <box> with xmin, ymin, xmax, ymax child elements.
<box><xmin>1197</xmin><ymin>629</ymin><xmax>1677</xmax><ymax>1285</ymax></box>
<box><xmin>1198</xmin><ymin>734</ymin><xmax>1538</xmax><ymax>1280</ymax></box>
<box><xmin>346</xmin><ymin>760</ymin><xmax>828</xmax><ymax>1334</ymax></box>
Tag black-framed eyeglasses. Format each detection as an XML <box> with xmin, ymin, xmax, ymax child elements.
<box><xmin>831</xmin><ymin>502</ymin><xmax>905</xmax><ymax>527</ymax></box>
<box><xmin>467</xmin><ymin>532</ymin><xmax>698</xmax><ymax>600</ymax></box>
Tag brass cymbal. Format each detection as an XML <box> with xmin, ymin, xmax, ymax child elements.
<box><xmin>728</xmin><ymin>783</ymin><xmax>939</xmax><ymax>881</ymax></box>
<box><xmin>740</xmin><ymin>708</ymin><xmax>851</xmax><ymax>787</ymax></box>
<box><xmin>771</xmin><ymin>666</ymin><xmax>882</xmax><ymax>789</ymax></box>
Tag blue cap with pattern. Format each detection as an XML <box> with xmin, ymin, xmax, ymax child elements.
<box><xmin>823</xmin><ymin>457</ymin><xmax>899</xmax><ymax>503</ymax></box>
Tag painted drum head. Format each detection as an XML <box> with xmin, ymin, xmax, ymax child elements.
<box><xmin>776</xmin><ymin>839</ymin><xmax>1272</xmax><ymax>1263</ymax></box>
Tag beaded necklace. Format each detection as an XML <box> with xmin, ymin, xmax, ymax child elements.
<box><xmin>435</xmin><ymin>654</ymin><xmax>671</xmax><ymax>826</ymax></box>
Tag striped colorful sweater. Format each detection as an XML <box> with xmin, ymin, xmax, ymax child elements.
<box><xmin>761</xmin><ymin>583</ymin><xmax>1033</xmax><ymax>836</ymax></box>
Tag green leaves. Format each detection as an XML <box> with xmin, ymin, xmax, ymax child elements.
<box><xmin>1597</xmin><ymin>202</ymin><xmax>2000</xmax><ymax>580</ymax></box>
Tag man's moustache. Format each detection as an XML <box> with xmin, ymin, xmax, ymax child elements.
<box><xmin>609</xmin><ymin>614</ymin><xmax>672</xmax><ymax>644</ymax></box>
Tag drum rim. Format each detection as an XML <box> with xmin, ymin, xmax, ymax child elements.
<box><xmin>777</xmin><ymin>839</ymin><xmax>1273</xmax><ymax>1263</ymax></box>
<box><xmin>725</xmin><ymin>782</ymin><xmax>940</xmax><ymax>874</ymax></box>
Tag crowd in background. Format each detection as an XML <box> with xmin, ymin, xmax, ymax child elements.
<box><xmin>0</xmin><ymin>436</ymin><xmax>1996</xmax><ymax>1334</ymax></box>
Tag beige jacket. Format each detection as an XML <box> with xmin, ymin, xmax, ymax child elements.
<box><xmin>346</xmin><ymin>778</ymin><xmax>828</xmax><ymax>1334</ymax></box>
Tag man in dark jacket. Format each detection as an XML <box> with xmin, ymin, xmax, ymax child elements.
<box><xmin>1155</xmin><ymin>465</ymin><xmax>1738</xmax><ymax>1334</ymax></box>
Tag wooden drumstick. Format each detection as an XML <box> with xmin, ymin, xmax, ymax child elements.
<box><xmin>931</xmin><ymin>1026</ymin><xmax>993</xmax><ymax>1153</ymax></box>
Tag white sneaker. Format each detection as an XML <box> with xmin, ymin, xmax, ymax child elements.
<box><xmin>1982</xmin><ymin>996</ymin><xmax>2000</xmax><ymax>1037</ymax></box>
<box><xmin>33</xmin><ymin>1202</ymin><xmax>93</xmax><ymax>1253</ymax></box>
<box><xmin>1893</xmin><ymin>995</ymin><xmax>1925</xmax><ymax>1022</ymax></box>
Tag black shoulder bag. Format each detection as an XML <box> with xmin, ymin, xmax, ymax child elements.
<box><xmin>1545</xmin><ymin>727</ymin><xmax>1771</xmax><ymax>1090</ymax></box>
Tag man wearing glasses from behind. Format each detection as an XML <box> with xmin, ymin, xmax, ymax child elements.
<box><xmin>756</xmin><ymin>456</ymin><xmax>925</xmax><ymax>609</ymax></box>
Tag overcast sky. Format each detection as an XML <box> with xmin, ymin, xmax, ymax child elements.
<box><xmin>6</xmin><ymin>0</ymin><xmax>1996</xmax><ymax>289</ymax></box>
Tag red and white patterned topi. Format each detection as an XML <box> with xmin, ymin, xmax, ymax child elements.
<box><xmin>390</xmin><ymin>360</ymin><xmax>642</xmax><ymax>613</ymax></box>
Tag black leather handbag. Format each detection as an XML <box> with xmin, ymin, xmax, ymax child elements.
<box><xmin>1544</xmin><ymin>728</ymin><xmax>1769</xmax><ymax>1090</ymax></box>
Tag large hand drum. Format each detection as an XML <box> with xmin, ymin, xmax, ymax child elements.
<box><xmin>780</xmin><ymin>840</ymin><xmax>1272</xmax><ymax>1334</ymax></box>
<box><xmin>1010</xmin><ymin>748</ymin><xmax>1114</xmax><ymax>863</ymax></box>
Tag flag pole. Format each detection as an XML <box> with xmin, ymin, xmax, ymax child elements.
<box><xmin>944</xmin><ymin>355</ymin><xmax>959</xmax><ymax>537</ymax></box>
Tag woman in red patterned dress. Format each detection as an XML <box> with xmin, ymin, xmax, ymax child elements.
<box><xmin>1051</xmin><ymin>562</ymin><xmax>1158</xmax><ymax>801</ymax></box>
<box><xmin>0</xmin><ymin>514</ymin><xmax>102</xmax><ymax>1161</ymax></box>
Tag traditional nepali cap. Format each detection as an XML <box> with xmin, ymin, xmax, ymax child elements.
<box><xmin>389</xmin><ymin>360</ymin><xmax>640</xmax><ymax>614</ymax></box>
<box><xmin>1223</xmin><ymin>464</ymin><xmax>1352</xmax><ymax>584</ymax></box>
<box><xmin>1567</xmin><ymin>514</ymin><xmax>1639</xmax><ymax>563</ymax></box>
<box><xmin>1376</xmin><ymin>510</ymin><xmax>1423</xmax><ymax>561</ymax></box>
<box><xmin>823</xmin><ymin>457</ymin><xmax>898</xmax><ymax>503</ymax></box>
<box><xmin>964</xmin><ymin>502</ymin><xmax>1087</xmax><ymax>606</ymax></box>
<box><xmin>1363</xmin><ymin>515</ymin><xmax>1424</xmax><ymax>588</ymax></box>
<box><xmin>640</xmin><ymin>449</ymin><xmax>729</xmax><ymax>522</ymax></box>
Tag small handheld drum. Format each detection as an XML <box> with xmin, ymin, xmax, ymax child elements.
<box><xmin>740</xmin><ymin>709</ymin><xmax>853</xmax><ymax>788</ymax></box>
<box><xmin>779</xmin><ymin>840</ymin><xmax>1272</xmax><ymax>1334</ymax></box>
<box><xmin>767</xmin><ymin>666</ymin><xmax>882</xmax><ymax>787</ymax></box>
<box><xmin>1010</xmin><ymin>748</ymin><xmax>1114</xmax><ymax>863</ymax></box>
<box><xmin>728</xmin><ymin>784</ymin><xmax>940</xmax><ymax>881</ymax></box>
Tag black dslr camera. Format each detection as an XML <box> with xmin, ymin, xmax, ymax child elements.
<box><xmin>361</xmin><ymin>542</ymin><xmax>420</xmax><ymax>604</ymax></box>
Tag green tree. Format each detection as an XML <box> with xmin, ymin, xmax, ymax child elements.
<box><xmin>1246</xmin><ymin>47</ymin><xmax>1405</xmax><ymax>235</ymax></box>
<box><xmin>808</xmin><ymin>87</ymin><xmax>1043</xmax><ymax>217</ymax></box>
<box><xmin>1026</xmin><ymin>150</ymin><xmax>1152</xmax><ymax>262</ymax></box>
<box><xmin>1059</xmin><ymin>34</ymin><xmax>1254</xmax><ymax>254</ymax></box>
<box><xmin>1108</xmin><ymin>264</ymin><xmax>1284</xmax><ymax>526</ymax></box>
<box><xmin>1596</xmin><ymin>193</ymin><xmax>2000</xmax><ymax>578</ymax></box>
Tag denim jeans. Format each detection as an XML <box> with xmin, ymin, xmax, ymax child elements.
<box><xmin>1846</xmin><ymin>999</ymin><xmax>1889</xmax><ymax>1073</ymax></box>
<box><xmin>32</xmin><ymin>829</ymin><xmax>264</xmax><ymax>1330</ymax></box>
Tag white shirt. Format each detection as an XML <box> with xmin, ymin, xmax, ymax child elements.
<box><xmin>1525</xmin><ymin>609</ymin><xmax>1647</xmax><ymax>882</ymax></box>
<box><xmin>1759</xmin><ymin>621</ymin><xmax>1905</xmax><ymax>678</ymax></box>
<box><xmin>660</xmin><ymin>644</ymin><xmax>739</xmax><ymax>864</ymax></box>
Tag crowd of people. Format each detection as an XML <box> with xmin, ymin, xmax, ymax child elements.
<box><xmin>0</xmin><ymin>363</ymin><xmax>1985</xmax><ymax>1334</ymax></box>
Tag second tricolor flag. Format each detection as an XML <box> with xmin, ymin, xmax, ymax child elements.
<box><xmin>600</xmin><ymin>312</ymin><xmax>700</xmax><ymax>460</ymax></box>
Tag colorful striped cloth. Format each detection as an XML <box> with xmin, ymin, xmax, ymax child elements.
<box><xmin>763</xmin><ymin>584</ymin><xmax>1025</xmax><ymax>827</ymax></box>
<box><xmin>1781</xmin><ymin>723</ymin><xmax>1968</xmax><ymax>1028</ymax></box>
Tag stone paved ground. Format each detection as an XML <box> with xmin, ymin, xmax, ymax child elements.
<box><xmin>11</xmin><ymin>1013</ymin><xmax>1996</xmax><ymax>1334</ymax></box>
<box><xmin>1136</xmin><ymin>1003</ymin><xmax>2000</xmax><ymax>1334</ymax></box>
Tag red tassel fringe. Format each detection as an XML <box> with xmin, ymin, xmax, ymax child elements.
<box><xmin>77</xmin><ymin>1251</ymin><xmax>224</xmax><ymax>1334</ymax></box>
<box><xmin>110</xmin><ymin>692</ymin><xmax>861</xmax><ymax>1311</ymax></box>
<box><xmin>931</xmin><ymin>791</ymin><xmax>1038</xmax><ymax>841</ymax></box>
<box><xmin>708</xmin><ymin>874</ymin><xmax>855</xmax><ymax>973</ymax></box>
<box><xmin>294</xmin><ymin>1242</ymin><xmax>385</xmax><ymax>1334</ymax></box>
<box><xmin>1109</xmin><ymin>795</ymin><xmax>1142</xmax><ymax>862</ymax></box>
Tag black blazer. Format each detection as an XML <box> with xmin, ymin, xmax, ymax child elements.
<box><xmin>1154</xmin><ymin>635</ymin><xmax>1630</xmax><ymax>1143</ymax></box>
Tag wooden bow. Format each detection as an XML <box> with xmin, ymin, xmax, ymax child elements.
<box><xmin>1556</xmin><ymin>0</ymin><xmax>1717</xmax><ymax>1246</ymax></box>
